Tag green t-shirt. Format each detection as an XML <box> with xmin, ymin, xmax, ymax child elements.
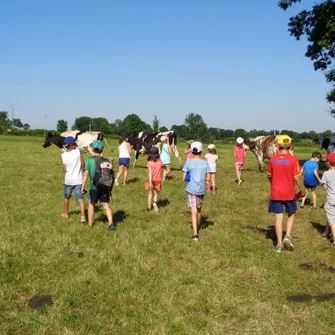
<box><xmin>84</xmin><ymin>156</ymin><xmax>97</xmax><ymax>190</ymax></box>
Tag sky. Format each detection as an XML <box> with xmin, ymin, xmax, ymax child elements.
<box><xmin>0</xmin><ymin>0</ymin><xmax>332</xmax><ymax>133</ymax></box>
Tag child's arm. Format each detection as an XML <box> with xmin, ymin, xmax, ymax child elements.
<box><xmin>126</xmin><ymin>142</ymin><xmax>132</xmax><ymax>154</ymax></box>
<box><xmin>182</xmin><ymin>171</ymin><xmax>187</xmax><ymax>181</ymax></box>
<box><xmin>148</xmin><ymin>167</ymin><xmax>153</xmax><ymax>186</ymax></box>
<box><xmin>205</xmin><ymin>172</ymin><xmax>210</xmax><ymax>184</ymax></box>
<box><xmin>313</xmin><ymin>169</ymin><xmax>321</xmax><ymax>183</ymax></box>
<box><xmin>323</xmin><ymin>184</ymin><xmax>327</xmax><ymax>191</ymax></box>
<box><xmin>80</xmin><ymin>154</ymin><xmax>85</xmax><ymax>171</ymax></box>
<box><xmin>62</xmin><ymin>164</ymin><xmax>67</xmax><ymax>173</ymax></box>
<box><xmin>81</xmin><ymin>170</ymin><xmax>90</xmax><ymax>193</ymax></box>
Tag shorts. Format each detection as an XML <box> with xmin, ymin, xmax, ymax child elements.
<box><xmin>209</xmin><ymin>172</ymin><xmax>216</xmax><ymax>175</ymax></box>
<box><xmin>88</xmin><ymin>189</ymin><xmax>110</xmax><ymax>204</ymax></box>
<box><xmin>324</xmin><ymin>203</ymin><xmax>335</xmax><ymax>225</ymax></box>
<box><xmin>235</xmin><ymin>162</ymin><xmax>244</xmax><ymax>171</ymax></box>
<box><xmin>187</xmin><ymin>192</ymin><xmax>204</xmax><ymax>208</ymax></box>
<box><xmin>304</xmin><ymin>183</ymin><xmax>317</xmax><ymax>191</ymax></box>
<box><xmin>118</xmin><ymin>158</ymin><xmax>130</xmax><ymax>167</ymax></box>
<box><xmin>268</xmin><ymin>199</ymin><xmax>297</xmax><ymax>215</ymax></box>
<box><xmin>145</xmin><ymin>180</ymin><xmax>162</xmax><ymax>191</ymax></box>
<box><xmin>64</xmin><ymin>184</ymin><xmax>84</xmax><ymax>200</ymax></box>
<box><xmin>162</xmin><ymin>163</ymin><xmax>171</xmax><ymax>167</ymax></box>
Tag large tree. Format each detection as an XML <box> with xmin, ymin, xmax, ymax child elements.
<box><xmin>92</xmin><ymin>117</ymin><xmax>111</xmax><ymax>134</ymax></box>
<box><xmin>279</xmin><ymin>0</ymin><xmax>335</xmax><ymax>113</ymax></box>
<box><xmin>57</xmin><ymin>119</ymin><xmax>68</xmax><ymax>132</ymax></box>
<box><xmin>72</xmin><ymin>117</ymin><xmax>92</xmax><ymax>131</ymax></box>
<box><xmin>120</xmin><ymin>114</ymin><xmax>152</xmax><ymax>135</ymax></box>
<box><xmin>0</xmin><ymin>111</ymin><xmax>9</xmax><ymax>133</ymax></box>
<box><xmin>152</xmin><ymin>115</ymin><xmax>159</xmax><ymax>132</ymax></box>
<box><xmin>184</xmin><ymin>113</ymin><xmax>208</xmax><ymax>141</ymax></box>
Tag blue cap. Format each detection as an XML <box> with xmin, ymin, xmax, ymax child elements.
<box><xmin>64</xmin><ymin>136</ymin><xmax>77</xmax><ymax>146</ymax></box>
<box><xmin>92</xmin><ymin>140</ymin><xmax>104</xmax><ymax>151</ymax></box>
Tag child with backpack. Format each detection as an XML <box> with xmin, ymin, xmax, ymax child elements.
<box><xmin>61</xmin><ymin>136</ymin><xmax>86</xmax><ymax>222</ymax></box>
<box><xmin>81</xmin><ymin>140</ymin><xmax>115</xmax><ymax>230</ymax></box>
<box><xmin>145</xmin><ymin>147</ymin><xmax>163</xmax><ymax>212</ymax></box>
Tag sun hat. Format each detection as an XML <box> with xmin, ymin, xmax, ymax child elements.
<box><xmin>236</xmin><ymin>137</ymin><xmax>244</xmax><ymax>144</ymax></box>
<box><xmin>191</xmin><ymin>141</ymin><xmax>203</xmax><ymax>153</ymax></box>
<box><xmin>160</xmin><ymin>135</ymin><xmax>167</xmax><ymax>142</ymax></box>
<box><xmin>277</xmin><ymin>135</ymin><xmax>292</xmax><ymax>145</ymax></box>
<box><xmin>312</xmin><ymin>151</ymin><xmax>322</xmax><ymax>159</ymax></box>
<box><xmin>64</xmin><ymin>136</ymin><xmax>77</xmax><ymax>146</ymax></box>
<box><xmin>326</xmin><ymin>153</ymin><xmax>335</xmax><ymax>164</ymax></box>
<box><xmin>208</xmin><ymin>144</ymin><xmax>216</xmax><ymax>149</ymax></box>
<box><xmin>92</xmin><ymin>139</ymin><xmax>104</xmax><ymax>152</ymax></box>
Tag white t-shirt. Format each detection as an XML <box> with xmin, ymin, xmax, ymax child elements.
<box><xmin>205</xmin><ymin>153</ymin><xmax>218</xmax><ymax>173</ymax></box>
<box><xmin>61</xmin><ymin>148</ymin><xmax>83</xmax><ymax>185</ymax></box>
<box><xmin>321</xmin><ymin>169</ymin><xmax>335</xmax><ymax>205</ymax></box>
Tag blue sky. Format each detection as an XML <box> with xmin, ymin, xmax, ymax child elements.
<box><xmin>0</xmin><ymin>0</ymin><xmax>332</xmax><ymax>132</ymax></box>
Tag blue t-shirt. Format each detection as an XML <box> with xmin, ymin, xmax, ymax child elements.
<box><xmin>302</xmin><ymin>160</ymin><xmax>319</xmax><ymax>187</ymax></box>
<box><xmin>183</xmin><ymin>159</ymin><xmax>211</xmax><ymax>195</ymax></box>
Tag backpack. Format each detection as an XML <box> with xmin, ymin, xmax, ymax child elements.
<box><xmin>92</xmin><ymin>156</ymin><xmax>115</xmax><ymax>193</ymax></box>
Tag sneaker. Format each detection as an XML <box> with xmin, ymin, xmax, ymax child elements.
<box><xmin>147</xmin><ymin>208</ymin><xmax>152</xmax><ymax>212</ymax></box>
<box><xmin>152</xmin><ymin>203</ymin><xmax>159</xmax><ymax>212</ymax></box>
<box><xmin>114</xmin><ymin>179</ymin><xmax>119</xmax><ymax>186</ymax></box>
<box><xmin>80</xmin><ymin>216</ymin><xmax>87</xmax><ymax>224</ymax></box>
<box><xmin>192</xmin><ymin>235</ymin><xmax>199</xmax><ymax>241</ymax></box>
<box><xmin>283</xmin><ymin>235</ymin><xmax>294</xmax><ymax>251</ymax></box>
<box><xmin>237</xmin><ymin>180</ymin><xmax>242</xmax><ymax>186</ymax></box>
<box><xmin>300</xmin><ymin>203</ymin><xmax>304</xmax><ymax>208</ymax></box>
<box><xmin>275</xmin><ymin>245</ymin><xmax>284</xmax><ymax>253</ymax></box>
<box><xmin>311</xmin><ymin>205</ymin><xmax>317</xmax><ymax>209</ymax></box>
<box><xmin>108</xmin><ymin>223</ymin><xmax>116</xmax><ymax>230</ymax></box>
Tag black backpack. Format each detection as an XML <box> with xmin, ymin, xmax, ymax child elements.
<box><xmin>92</xmin><ymin>156</ymin><xmax>115</xmax><ymax>193</ymax></box>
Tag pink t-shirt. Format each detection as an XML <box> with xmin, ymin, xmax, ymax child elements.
<box><xmin>187</xmin><ymin>152</ymin><xmax>194</xmax><ymax>160</ymax></box>
<box><xmin>146</xmin><ymin>159</ymin><xmax>163</xmax><ymax>182</ymax></box>
<box><xmin>234</xmin><ymin>146</ymin><xmax>245</xmax><ymax>163</ymax></box>
<box><xmin>205</xmin><ymin>153</ymin><xmax>218</xmax><ymax>173</ymax></box>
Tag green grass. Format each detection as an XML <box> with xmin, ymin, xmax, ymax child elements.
<box><xmin>1</xmin><ymin>135</ymin><xmax>335</xmax><ymax>334</ymax></box>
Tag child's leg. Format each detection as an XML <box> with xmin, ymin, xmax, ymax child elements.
<box><xmin>153</xmin><ymin>190</ymin><xmax>158</xmax><ymax>203</ymax></box>
<box><xmin>123</xmin><ymin>166</ymin><xmax>129</xmax><ymax>184</ymax></box>
<box><xmin>102</xmin><ymin>202</ymin><xmax>113</xmax><ymax>225</ymax></box>
<box><xmin>236</xmin><ymin>168</ymin><xmax>241</xmax><ymax>182</ymax></box>
<box><xmin>197</xmin><ymin>207</ymin><xmax>202</xmax><ymax>231</ymax></box>
<box><xmin>211</xmin><ymin>174</ymin><xmax>216</xmax><ymax>194</ymax></box>
<box><xmin>191</xmin><ymin>207</ymin><xmax>199</xmax><ymax>235</ymax></box>
<box><xmin>311</xmin><ymin>190</ymin><xmax>317</xmax><ymax>207</ymax></box>
<box><xmin>147</xmin><ymin>190</ymin><xmax>153</xmax><ymax>210</ymax></box>
<box><xmin>275</xmin><ymin>213</ymin><xmax>284</xmax><ymax>246</ymax></box>
<box><xmin>286</xmin><ymin>213</ymin><xmax>295</xmax><ymax>237</ymax></box>
<box><xmin>165</xmin><ymin>166</ymin><xmax>171</xmax><ymax>177</ymax></box>
<box><xmin>324</xmin><ymin>221</ymin><xmax>331</xmax><ymax>237</ymax></box>
<box><xmin>63</xmin><ymin>198</ymin><xmax>69</xmax><ymax>217</ymax></box>
<box><xmin>301</xmin><ymin>189</ymin><xmax>309</xmax><ymax>206</ymax></box>
<box><xmin>329</xmin><ymin>224</ymin><xmax>335</xmax><ymax>243</ymax></box>
<box><xmin>78</xmin><ymin>199</ymin><xmax>85</xmax><ymax>218</ymax></box>
<box><xmin>88</xmin><ymin>202</ymin><xmax>95</xmax><ymax>226</ymax></box>
<box><xmin>116</xmin><ymin>165</ymin><xmax>124</xmax><ymax>182</ymax></box>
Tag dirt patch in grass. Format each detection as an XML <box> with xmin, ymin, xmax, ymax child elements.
<box><xmin>28</xmin><ymin>295</ymin><xmax>53</xmax><ymax>310</ymax></box>
<box><xmin>299</xmin><ymin>263</ymin><xmax>335</xmax><ymax>273</ymax></box>
<box><xmin>287</xmin><ymin>293</ymin><xmax>335</xmax><ymax>303</ymax></box>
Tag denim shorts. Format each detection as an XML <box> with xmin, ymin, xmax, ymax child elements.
<box><xmin>268</xmin><ymin>199</ymin><xmax>297</xmax><ymax>215</ymax></box>
<box><xmin>64</xmin><ymin>184</ymin><xmax>84</xmax><ymax>200</ymax></box>
<box><xmin>118</xmin><ymin>158</ymin><xmax>130</xmax><ymax>167</ymax></box>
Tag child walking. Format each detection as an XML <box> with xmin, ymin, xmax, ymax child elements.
<box><xmin>234</xmin><ymin>137</ymin><xmax>246</xmax><ymax>185</ymax></box>
<box><xmin>300</xmin><ymin>151</ymin><xmax>322</xmax><ymax>208</ymax></box>
<box><xmin>61</xmin><ymin>136</ymin><xmax>86</xmax><ymax>222</ymax></box>
<box><xmin>205</xmin><ymin>144</ymin><xmax>218</xmax><ymax>194</ymax></box>
<box><xmin>182</xmin><ymin>142</ymin><xmax>211</xmax><ymax>241</ymax></box>
<box><xmin>321</xmin><ymin>153</ymin><xmax>335</xmax><ymax>245</ymax></box>
<box><xmin>184</xmin><ymin>140</ymin><xmax>194</xmax><ymax>160</ymax></box>
<box><xmin>266</xmin><ymin>135</ymin><xmax>306</xmax><ymax>252</ymax></box>
<box><xmin>145</xmin><ymin>147</ymin><xmax>163</xmax><ymax>212</ymax></box>
<box><xmin>81</xmin><ymin>140</ymin><xmax>115</xmax><ymax>230</ymax></box>
<box><xmin>115</xmin><ymin>133</ymin><xmax>132</xmax><ymax>186</ymax></box>
<box><xmin>160</xmin><ymin>135</ymin><xmax>172</xmax><ymax>180</ymax></box>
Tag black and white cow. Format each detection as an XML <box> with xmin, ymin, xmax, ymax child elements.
<box><xmin>43</xmin><ymin>130</ymin><xmax>112</xmax><ymax>155</ymax></box>
<box><xmin>129</xmin><ymin>130</ymin><xmax>182</xmax><ymax>167</ymax></box>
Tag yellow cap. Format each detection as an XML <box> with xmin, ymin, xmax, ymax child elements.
<box><xmin>277</xmin><ymin>135</ymin><xmax>292</xmax><ymax>145</ymax></box>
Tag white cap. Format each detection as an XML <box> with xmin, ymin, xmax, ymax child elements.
<box><xmin>236</xmin><ymin>137</ymin><xmax>244</xmax><ymax>144</ymax></box>
<box><xmin>207</xmin><ymin>144</ymin><xmax>216</xmax><ymax>149</ymax></box>
<box><xmin>191</xmin><ymin>141</ymin><xmax>203</xmax><ymax>153</ymax></box>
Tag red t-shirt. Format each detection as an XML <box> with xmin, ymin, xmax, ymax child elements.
<box><xmin>234</xmin><ymin>146</ymin><xmax>245</xmax><ymax>163</ymax></box>
<box><xmin>266</xmin><ymin>153</ymin><xmax>301</xmax><ymax>200</ymax></box>
<box><xmin>146</xmin><ymin>159</ymin><xmax>163</xmax><ymax>182</ymax></box>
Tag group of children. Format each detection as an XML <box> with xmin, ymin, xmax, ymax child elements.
<box><xmin>60</xmin><ymin>132</ymin><xmax>335</xmax><ymax>248</ymax></box>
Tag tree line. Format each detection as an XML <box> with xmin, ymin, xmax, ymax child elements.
<box><xmin>0</xmin><ymin>111</ymin><xmax>30</xmax><ymax>132</ymax></box>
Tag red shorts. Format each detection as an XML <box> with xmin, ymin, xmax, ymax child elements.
<box><xmin>145</xmin><ymin>180</ymin><xmax>162</xmax><ymax>192</ymax></box>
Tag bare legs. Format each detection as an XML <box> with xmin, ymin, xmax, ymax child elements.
<box><xmin>116</xmin><ymin>165</ymin><xmax>129</xmax><ymax>185</ymax></box>
<box><xmin>88</xmin><ymin>202</ymin><xmax>113</xmax><ymax>227</ymax></box>
<box><xmin>191</xmin><ymin>207</ymin><xmax>202</xmax><ymax>236</ymax></box>
<box><xmin>275</xmin><ymin>213</ymin><xmax>295</xmax><ymax>246</ymax></box>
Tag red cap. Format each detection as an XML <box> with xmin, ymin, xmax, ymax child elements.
<box><xmin>326</xmin><ymin>153</ymin><xmax>335</xmax><ymax>164</ymax></box>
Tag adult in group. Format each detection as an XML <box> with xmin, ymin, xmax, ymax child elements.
<box><xmin>115</xmin><ymin>133</ymin><xmax>132</xmax><ymax>186</ymax></box>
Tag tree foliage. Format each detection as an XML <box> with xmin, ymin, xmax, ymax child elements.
<box><xmin>57</xmin><ymin>119</ymin><xmax>68</xmax><ymax>133</ymax></box>
<box><xmin>279</xmin><ymin>0</ymin><xmax>335</xmax><ymax>113</ymax></box>
<box><xmin>120</xmin><ymin>114</ymin><xmax>152</xmax><ymax>135</ymax></box>
<box><xmin>92</xmin><ymin>117</ymin><xmax>111</xmax><ymax>134</ymax></box>
<box><xmin>153</xmin><ymin>116</ymin><xmax>159</xmax><ymax>132</ymax></box>
<box><xmin>184</xmin><ymin>113</ymin><xmax>208</xmax><ymax>141</ymax></box>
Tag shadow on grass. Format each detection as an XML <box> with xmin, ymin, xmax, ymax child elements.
<box><xmin>311</xmin><ymin>221</ymin><xmax>325</xmax><ymax>234</ymax></box>
<box><xmin>127</xmin><ymin>177</ymin><xmax>140</xmax><ymax>184</ymax></box>
<box><xmin>114</xmin><ymin>210</ymin><xmax>128</xmax><ymax>224</ymax></box>
<box><xmin>157</xmin><ymin>199</ymin><xmax>170</xmax><ymax>208</ymax></box>
<box><xmin>200</xmin><ymin>215</ymin><xmax>215</xmax><ymax>230</ymax></box>
<box><xmin>287</xmin><ymin>293</ymin><xmax>335</xmax><ymax>303</ymax></box>
<box><xmin>245</xmin><ymin>225</ymin><xmax>277</xmax><ymax>245</ymax></box>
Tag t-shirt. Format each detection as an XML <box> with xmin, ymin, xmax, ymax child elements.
<box><xmin>302</xmin><ymin>160</ymin><xmax>319</xmax><ymax>187</ymax></box>
<box><xmin>266</xmin><ymin>153</ymin><xmax>301</xmax><ymax>200</ymax></box>
<box><xmin>147</xmin><ymin>159</ymin><xmax>163</xmax><ymax>182</ymax></box>
<box><xmin>321</xmin><ymin>170</ymin><xmax>335</xmax><ymax>205</ymax></box>
<box><xmin>160</xmin><ymin>144</ymin><xmax>171</xmax><ymax>165</ymax></box>
<box><xmin>84</xmin><ymin>156</ymin><xmax>98</xmax><ymax>190</ymax></box>
<box><xmin>234</xmin><ymin>146</ymin><xmax>245</xmax><ymax>163</ymax></box>
<box><xmin>61</xmin><ymin>148</ymin><xmax>83</xmax><ymax>186</ymax></box>
<box><xmin>205</xmin><ymin>153</ymin><xmax>218</xmax><ymax>173</ymax></box>
<box><xmin>183</xmin><ymin>159</ymin><xmax>211</xmax><ymax>195</ymax></box>
<box><xmin>119</xmin><ymin>142</ymin><xmax>130</xmax><ymax>158</ymax></box>
<box><xmin>327</xmin><ymin>144</ymin><xmax>335</xmax><ymax>153</ymax></box>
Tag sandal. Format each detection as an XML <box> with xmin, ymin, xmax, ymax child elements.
<box><xmin>80</xmin><ymin>217</ymin><xmax>87</xmax><ymax>224</ymax></box>
<box><xmin>60</xmin><ymin>213</ymin><xmax>69</xmax><ymax>219</ymax></box>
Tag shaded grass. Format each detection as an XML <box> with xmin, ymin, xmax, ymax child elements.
<box><xmin>0</xmin><ymin>136</ymin><xmax>335</xmax><ymax>334</ymax></box>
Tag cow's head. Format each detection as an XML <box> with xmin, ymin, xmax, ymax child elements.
<box><xmin>320</xmin><ymin>138</ymin><xmax>330</xmax><ymax>150</ymax></box>
<box><xmin>42</xmin><ymin>132</ymin><xmax>55</xmax><ymax>148</ymax></box>
<box><xmin>43</xmin><ymin>133</ymin><xmax>65</xmax><ymax>149</ymax></box>
<box><xmin>243</xmin><ymin>138</ymin><xmax>256</xmax><ymax>151</ymax></box>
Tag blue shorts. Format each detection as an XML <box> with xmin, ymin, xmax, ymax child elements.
<box><xmin>64</xmin><ymin>184</ymin><xmax>84</xmax><ymax>200</ymax></box>
<box><xmin>118</xmin><ymin>158</ymin><xmax>130</xmax><ymax>167</ymax></box>
<box><xmin>304</xmin><ymin>183</ymin><xmax>317</xmax><ymax>191</ymax></box>
<box><xmin>268</xmin><ymin>200</ymin><xmax>297</xmax><ymax>215</ymax></box>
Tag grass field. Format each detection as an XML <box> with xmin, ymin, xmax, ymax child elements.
<box><xmin>1</xmin><ymin>135</ymin><xmax>335</xmax><ymax>335</ymax></box>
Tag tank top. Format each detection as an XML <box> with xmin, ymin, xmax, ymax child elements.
<box><xmin>119</xmin><ymin>142</ymin><xmax>130</xmax><ymax>158</ymax></box>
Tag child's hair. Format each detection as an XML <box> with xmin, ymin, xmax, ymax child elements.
<box><xmin>148</xmin><ymin>147</ymin><xmax>160</xmax><ymax>162</ymax></box>
<box><xmin>186</xmin><ymin>140</ymin><xmax>194</xmax><ymax>149</ymax></box>
<box><xmin>119</xmin><ymin>133</ymin><xmax>129</xmax><ymax>144</ymax></box>
<box><xmin>278</xmin><ymin>144</ymin><xmax>291</xmax><ymax>151</ymax></box>
<box><xmin>208</xmin><ymin>148</ymin><xmax>217</xmax><ymax>154</ymax></box>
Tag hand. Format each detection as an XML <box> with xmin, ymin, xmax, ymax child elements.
<box><xmin>319</xmin><ymin>182</ymin><xmax>324</xmax><ymax>186</ymax></box>
<box><xmin>300</xmin><ymin>189</ymin><xmax>307</xmax><ymax>197</ymax></box>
